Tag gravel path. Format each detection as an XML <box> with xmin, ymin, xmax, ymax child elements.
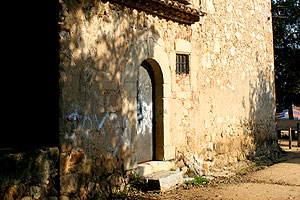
<box><xmin>128</xmin><ymin>142</ymin><xmax>300</xmax><ymax>200</ymax></box>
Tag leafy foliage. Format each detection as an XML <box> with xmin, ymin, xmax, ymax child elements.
<box><xmin>272</xmin><ymin>0</ymin><xmax>300</xmax><ymax>112</ymax></box>
<box><xmin>184</xmin><ymin>176</ymin><xmax>210</xmax><ymax>186</ymax></box>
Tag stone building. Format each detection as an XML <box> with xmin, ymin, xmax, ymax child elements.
<box><xmin>1</xmin><ymin>0</ymin><xmax>280</xmax><ymax>199</ymax></box>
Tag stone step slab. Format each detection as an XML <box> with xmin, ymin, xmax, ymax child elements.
<box><xmin>145</xmin><ymin>170</ymin><xmax>184</xmax><ymax>191</ymax></box>
<box><xmin>136</xmin><ymin>161</ymin><xmax>176</xmax><ymax>176</ymax></box>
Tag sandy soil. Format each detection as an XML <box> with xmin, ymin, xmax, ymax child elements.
<box><xmin>129</xmin><ymin>141</ymin><xmax>300</xmax><ymax>200</ymax></box>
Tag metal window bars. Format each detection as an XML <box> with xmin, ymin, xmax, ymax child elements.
<box><xmin>176</xmin><ymin>54</ymin><xmax>189</xmax><ymax>74</ymax></box>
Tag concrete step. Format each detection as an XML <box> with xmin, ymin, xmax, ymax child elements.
<box><xmin>136</xmin><ymin>161</ymin><xmax>176</xmax><ymax>176</ymax></box>
<box><xmin>145</xmin><ymin>170</ymin><xmax>184</xmax><ymax>191</ymax></box>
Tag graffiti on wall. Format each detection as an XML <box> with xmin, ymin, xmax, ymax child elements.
<box><xmin>137</xmin><ymin>64</ymin><xmax>153</xmax><ymax>136</ymax></box>
<box><xmin>64</xmin><ymin>109</ymin><xmax>132</xmax><ymax>156</ymax></box>
<box><xmin>137</xmin><ymin>102</ymin><xmax>153</xmax><ymax>135</ymax></box>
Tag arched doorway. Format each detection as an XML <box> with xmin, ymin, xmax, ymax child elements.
<box><xmin>137</xmin><ymin>59</ymin><xmax>164</xmax><ymax>163</ymax></box>
<box><xmin>137</xmin><ymin>61</ymin><xmax>154</xmax><ymax>163</ymax></box>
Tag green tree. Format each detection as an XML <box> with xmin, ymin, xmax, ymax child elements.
<box><xmin>272</xmin><ymin>0</ymin><xmax>300</xmax><ymax>118</ymax></box>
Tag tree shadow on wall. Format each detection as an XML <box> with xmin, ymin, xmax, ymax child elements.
<box><xmin>58</xmin><ymin>0</ymin><xmax>160</xmax><ymax>198</ymax></box>
<box><xmin>243</xmin><ymin>61</ymin><xmax>280</xmax><ymax>164</ymax></box>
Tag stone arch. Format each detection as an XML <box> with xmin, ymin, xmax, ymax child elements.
<box><xmin>144</xmin><ymin>58</ymin><xmax>164</xmax><ymax>161</ymax></box>
<box><xmin>135</xmin><ymin>37</ymin><xmax>171</xmax><ymax>84</ymax></box>
<box><xmin>135</xmin><ymin>37</ymin><xmax>174</xmax><ymax>161</ymax></box>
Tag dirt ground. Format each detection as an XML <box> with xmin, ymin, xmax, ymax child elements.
<box><xmin>129</xmin><ymin>140</ymin><xmax>300</xmax><ymax>200</ymax></box>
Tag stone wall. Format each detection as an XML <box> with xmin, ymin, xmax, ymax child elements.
<box><xmin>172</xmin><ymin>0</ymin><xmax>279</xmax><ymax>176</ymax></box>
<box><xmin>0</xmin><ymin>148</ymin><xmax>59</xmax><ymax>200</ymax></box>
<box><xmin>58</xmin><ymin>1</ymin><xmax>157</xmax><ymax>197</ymax></box>
<box><xmin>58</xmin><ymin>0</ymin><xmax>279</xmax><ymax>197</ymax></box>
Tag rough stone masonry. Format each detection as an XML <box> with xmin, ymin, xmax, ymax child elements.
<box><xmin>57</xmin><ymin>0</ymin><xmax>279</xmax><ymax>198</ymax></box>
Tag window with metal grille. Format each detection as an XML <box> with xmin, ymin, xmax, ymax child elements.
<box><xmin>176</xmin><ymin>54</ymin><xmax>189</xmax><ymax>74</ymax></box>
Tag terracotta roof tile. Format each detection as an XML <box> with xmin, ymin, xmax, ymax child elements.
<box><xmin>110</xmin><ymin>0</ymin><xmax>205</xmax><ymax>24</ymax></box>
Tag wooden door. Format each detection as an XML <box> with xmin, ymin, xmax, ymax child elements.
<box><xmin>137</xmin><ymin>62</ymin><xmax>154</xmax><ymax>163</ymax></box>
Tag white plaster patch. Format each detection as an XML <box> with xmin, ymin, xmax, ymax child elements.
<box><xmin>227</xmin><ymin>4</ymin><xmax>233</xmax><ymax>13</ymax></box>
<box><xmin>201</xmin><ymin>54</ymin><xmax>210</xmax><ymax>69</ymax></box>
<box><xmin>206</xmin><ymin>77</ymin><xmax>210</xmax><ymax>83</ymax></box>
<box><xmin>208</xmin><ymin>142</ymin><xmax>214</xmax><ymax>151</ymax></box>
<box><xmin>217</xmin><ymin>117</ymin><xmax>223</xmax><ymax>123</ymax></box>
<box><xmin>205</xmin><ymin>120</ymin><xmax>210</xmax><ymax>128</ymax></box>
<box><xmin>241</xmin><ymin>72</ymin><xmax>246</xmax><ymax>80</ymax></box>
<box><xmin>230</xmin><ymin>46</ymin><xmax>235</xmax><ymax>56</ymax></box>
<box><xmin>175</xmin><ymin>39</ymin><xmax>191</xmax><ymax>53</ymax></box>
<box><xmin>222</xmin><ymin>56</ymin><xmax>227</xmax><ymax>65</ymax></box>
<box><xmin>206</xmin><ymin>0</ymin><xmax>215</xmax><ymax>14</ymax></box>
<box><xmin>235</xmin><ymin>32</ymin><xmax>242</xmax><ymax>40</ymax></box>
<box><xmin>225</xmin><ymin>33</ymin><xmax>231</xmax><ymax>40</ymax></box>
<box><xmin>214</xmin><ymin>38</ymin><xmax>221</xmax><ymax>53</ymax></box>
<box><xmin>270</xmin><ymin>63</ymin><xmax>274</xmax><ymax>71</ymax></box>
